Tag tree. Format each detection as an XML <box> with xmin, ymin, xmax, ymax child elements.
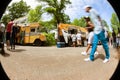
<box><xmin>28</xmin><ymin>5</ymin><xmax>43</xmax><ymax>23</ymax></box>
<box><xmin>7</xmin><ymin>0</ymin><xmax>30</xmax><ymax>20</ymax></box>
<box><xmin>79</xmin><ymin>17</ymin><xmax>86</xmax><ymax>27</ymax></box>
<box><xmin>111</xmin><ymin>13</ymin><xmax>120</xmax><ymax>34</ymax></box>
<box><xmin>102</xmin><ymin>20</ymin><xmax>109</xmax><ymax>30</ymax></box>
<box><xmin>71</xmin><ymin>18</ymin><xmax>80</xmax><ymax>26</ymax></box>
<box><xmin>36</xmin><ymin>0</ymin><xmax>71</xmax><ymax>26</ymax></box>
<box><xmin>71</xmin><ymin>17</ymin><xmax>86</xmax><ymax>27</ymax></box>
<box><xmin>1</xmin><ymin>14</ymin><xmax>11</xmax><ymax>26</ymax></box>
<box><xmin>39</xmin><ymin>20</ymin><xmax>56</xmax><ymax>33</ymax></box>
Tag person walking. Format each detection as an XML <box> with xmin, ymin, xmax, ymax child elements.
<box><xmin>81</xmin><ymin>16</ymin><xmax>98</xmax><ymax>55</ymax></box>
<box><xmin>6</xmin><ymin>19</ymin><xmax>14</xmax><ymax>50</ymax></box>
<box><xmin>83</xmin><ymin>5</ymin><xmax>110</xmax><ymax>63</ymax></box>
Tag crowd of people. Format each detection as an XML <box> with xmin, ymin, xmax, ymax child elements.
<box><xmin>70</xmin><ymin>30</ymin><xmax>82</xmax><ymax>47</ymax></box>
<box><xmin>0</xmin><ymin>5</ymin><xmax>120</xmax><ymax>64</ymax></box>
<box><xmin>6</xmin><ymin>19</ymin><xmax>20</xmax><ymax>51</ymax></box>
<box><xmin>0</xmin><ymin>19</ymin><xmax>20</xmax><ymax>53</ymax></box>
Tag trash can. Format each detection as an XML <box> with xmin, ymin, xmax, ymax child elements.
<box><xmin>57</xmin><ymin>42</ymin><xmax>65</xmax><ymax>48</ymax></box>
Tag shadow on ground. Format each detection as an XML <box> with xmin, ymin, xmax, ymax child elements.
<box><xmin>10</xmin><ymin>49</ymin><xmax>26</xmax><ymax>52</ymax></box>
<box><xmin>95</xmin><ymin>54</ymin><xmax>105</xmax><ymax>60</ymax></box>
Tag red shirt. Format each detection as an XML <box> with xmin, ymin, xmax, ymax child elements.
<box><xmin>6</xmin><ymin>21</ymin><xmax>14</xmax><ymax>32</ymax></box>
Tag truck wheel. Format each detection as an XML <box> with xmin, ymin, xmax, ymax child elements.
<box><xmin>34</xmin><ymin>39</ymin><xmax>42</xmax><ymax>46</ymax></box>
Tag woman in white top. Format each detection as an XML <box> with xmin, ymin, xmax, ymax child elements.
<box><xmin>76</xmin><ymin>31</ymin><xmax>82</xmax><ymax>46</ymax></box>
<box><xmin>71</xmin><ymin>33</ymin><xmax>76</xmax><ymax>47</ymax></box>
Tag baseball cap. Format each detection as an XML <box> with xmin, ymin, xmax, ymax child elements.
<box><xmin>84</xmin><ymin>16</ymin><xmax>89</xmax><ymax>18</ymax></box>
<box><xmin>83</xmin><ymin>5</ymin><xmax>91</xmax><ymax>10</ymax></box>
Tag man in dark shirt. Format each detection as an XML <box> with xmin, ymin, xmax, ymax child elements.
<box><xmin>11</xmin><ymin>22</ymin><xmax>18</xmax><ymax>50</ymax></box>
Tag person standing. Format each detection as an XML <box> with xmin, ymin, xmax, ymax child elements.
<box><xmin>11</xmin><ymin>22</ymin><xmax>18</xmax><ymax>50</ymax></box>
<box><xmin>71</xmin><ymin>32</ymin><xmax>76</xmax><ymax>47</ymax></box>
<box><xmin>0</xmin><ymin>22</ymin><xmax>10</xmax><ymax>56</ymax></box>
<box><xmin>112</xmin><ymin>30</ymin><xmax>116</xmax><ymax>48</ymax></box>
<box><xmin>76</xmin><ymin>31</ymin><xmax>82</xmax><ymax>47</ymax></box>
<box><xmin>83</xmin><ymin>5</ymin><xmax>110</xmax><ymax>63</ymax></box>
<box><xmin>6</xmin><ymin>19</ymin><xmax>14</xmax><ymax>50</ymax></box>
<box><xmin>0</xmin><ymin>23</ymin><xmax>6</xmax><ymax>55</ymax></box>
<box><xmin>116</xmin><ymin>28</ymin><xmax>120</xmax><ymax>48</ymax></box>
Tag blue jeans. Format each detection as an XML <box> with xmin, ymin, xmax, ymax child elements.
<box><xmin>90</xmin><ymin>30</ymin><xmax>110</xmax><ymax>61</ymax></box>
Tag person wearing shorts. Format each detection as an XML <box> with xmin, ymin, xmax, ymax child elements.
<box><xmin>6</xmin><ymin>19</ymin><xmax>14</xmax><ymax>50</ymax></box>
<box><xmin>71</xmin><ymin>33</ymin><xmax>76</xmax><ymax>47</ymax></box>
<box><xmin>83</xmin><ymin>5</ymin><xmax>110</xmax><ymax>63</ymax></box>
<box><xmin>81</xmin><ymin>17</ymin><xmax>98</xmax><ymax>55</ymax></box>
<box><xmin>76</xmin><ymin>31</ymin><xmax>82</xmax><ymax>46</ymax></box>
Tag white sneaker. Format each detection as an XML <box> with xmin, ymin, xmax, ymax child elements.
<box><xmin>81</xmin><ymin>51</ymin><xmax>88</xmax><ymax>56</ymax></box>
<box><xmin>94</xmin><ymin>51</ymin><xmax>99</xmax><ymax>55</ymax></box>
<box><xmin>103</xmin><ymin>58</ymin><xmax>109</xmax><ymax>63</ymax></box>
<box><xmin>84</xmin><ymin>58</ymin><xmax>91</xmax><ymax>62</ymax></box>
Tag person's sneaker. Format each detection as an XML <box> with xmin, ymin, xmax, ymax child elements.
<box><xmin>103</xmin><ymin>58</ymin><xmax>109</xmax><ymax>63</ymax></box>
<box><xmin>81</xmin><ymin>51</ymin><xmax>88</xmax><ymax>56</ymax></box>
<box><xmin>94</xmin><ymin>51</ymin><xmax>99</xmax><ymax>55</ymax></box>
<box><xmin>84</xmin><ymin>58</ymin><xmax>92</xmax><ymax>62</ymax></box>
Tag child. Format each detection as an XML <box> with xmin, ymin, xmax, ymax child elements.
<box><xmin>76</xmin><ymin>31</ymin><xmax>82</xmax><ymax>46</ymax></box>
<box><xmin>71</xmin><ymin>33</ymin><xmax>76</xmax><ymax>47</ymax></box>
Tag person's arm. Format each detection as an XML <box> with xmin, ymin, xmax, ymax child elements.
<box><xmin>98</xmin><ymin>15</ymin><xmax>102</xmax><ymax>22</ymax></box>
<box><xmin>86</xmin><ymin>21</ymin><xmax>94</xmax><ymax>29</ymax></box>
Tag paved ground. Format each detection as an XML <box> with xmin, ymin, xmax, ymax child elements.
<box><xmin>0</xmin><ymin>45</ymin><xmax>119</xmax><ymax>80</ymax></box>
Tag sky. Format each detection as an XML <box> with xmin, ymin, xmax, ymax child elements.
<box><xmin>9</xmin><ymin>0</ymin><xmax>115</xmax><ymax>31</ymax></box>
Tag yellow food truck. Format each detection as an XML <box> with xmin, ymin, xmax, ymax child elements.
<box><xmin>16</xmin><ymin>23</ymin><xmax>46</xmax><ymax>46</ymax></box>
<box><xmin>58</xmin><ymin>23</ymin><xmax>88</xmax><ymax>47</ymax></box>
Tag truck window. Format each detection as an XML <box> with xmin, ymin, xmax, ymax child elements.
<box><xmin>31</xmin><ymin>28</ymin><xmax>35</xmax><ymax>32</ymax></box>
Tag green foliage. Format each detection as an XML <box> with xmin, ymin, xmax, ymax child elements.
<box><xmin>38</xmin><ymin>20</ymin><xmax>56</xmax><ymax>33</ymax></box>
<box><xmin>101</xmin><ymin>20</ymin><xmax>110</xmax><ymax>31</ymax></box>
<box><xmin>111</xmin><ymin>13</ymin><xmax>120</xmax><ymax>34</ymax></box>
<box><xmin>43</xmin><ymin>33</ymin><xmax>56</xmax><ymax>46</ymax></box>
<box><xmin>37</xmin><ymin>0</ymin><xmax>71</xmax><ymax>25</ymax></box>
<box><xmin>8</xmin><ymin>0</ymin><xmax>30</xmax><ymax>20</ymax></box>
<box><xmin>71</xmin><ymin>19</ymin><xmax>80</xmax><ymax>26</ymax></box>
<box><xmin>1</xmin><ymin>14</ymin><xmax>11</xmax><ymax>26</ymax></box>
<box><xmin>79</xmin><ymin>17</ymin><xmax>86</xmax><ymax>27</ymax></box>
<box><xmin>28</xmin><ymin>5</ymin><xmax>43</xmax><ymax>23</ymax></box>
<box><xmin>1</xmin><ymin>0</ymin><xmax>30</xmax><ymax>25</ymax></box>
<box><xmin>71</xmin><ymin>17</ymin><xmax>86</xmax><ymax>27</ymax></box>
<box><xmin>102</xmin><ymin>20</ymin><xmax>109</xmax><ymax>28</ymax></box>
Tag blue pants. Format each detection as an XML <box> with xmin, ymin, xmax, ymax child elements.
<box><xmin>90</xmin><ymin>30</ymin><xmax>110</xmax><ymax>61</ymax></box>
